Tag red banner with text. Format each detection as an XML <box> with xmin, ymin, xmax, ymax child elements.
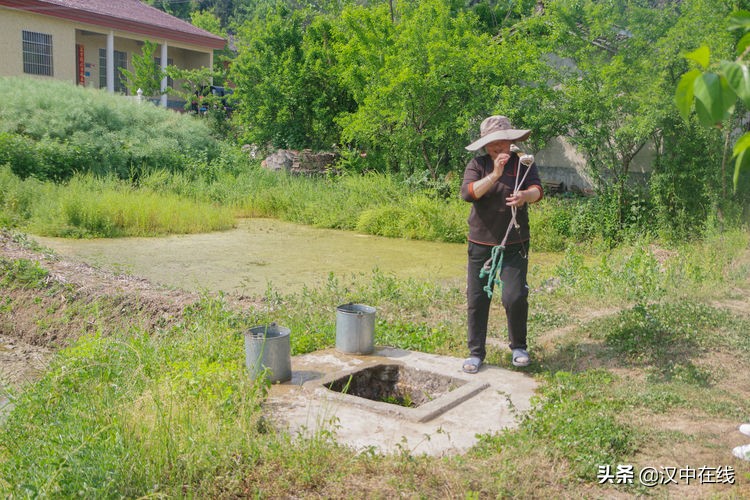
<box><xmin>77</xmin><ymin>45</ymin><xmax>85</xmax><ymax>85</ymax></box>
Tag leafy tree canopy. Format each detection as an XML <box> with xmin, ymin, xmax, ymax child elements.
<box><xmin>676</xmin><ymin>9</ymin><xmax>750</xmax><ymax>191</ymax></box>
<box><xmin>121</xmin><ymin>40</ymin><xmax>164</xmax><ymax>97</ymax></box>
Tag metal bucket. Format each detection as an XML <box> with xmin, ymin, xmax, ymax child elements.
<box><xmin>244</xmin><ymin>323</ymin><xmax>292</xmax><ymax>383</ymax></box>
<box><xmin>336</xmin><ymin>303</ymin><xmax>376</xmax><ymax>354</ymax></box>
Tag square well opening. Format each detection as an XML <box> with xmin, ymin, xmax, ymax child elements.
<box><xmin>324</xmin><ymin>363</ymin><xmax>466</xmax><ymax>408</ymax></box>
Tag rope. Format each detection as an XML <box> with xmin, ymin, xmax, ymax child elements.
<box><xmin>479</xmin><ymin>154</ymin><xmax>533</xmax><ymax>298</ymax></box>
<box><xmin>479</xmin><ymin>244</ymin><xmax>504</xmax><ymax>298</ymax></box>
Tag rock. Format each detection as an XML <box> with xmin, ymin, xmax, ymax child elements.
<box><xmin>262</xmin><ymin>149</ymin><xmax>296</xmax><ymax>172</ymax></box>
<box><xmin>262</xmin><ymin>149</ymin><xmax>339</xmax><ymax>175</ymax></box>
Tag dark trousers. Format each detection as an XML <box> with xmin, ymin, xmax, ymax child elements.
<box><xmin>467</xmin><ymin>241</ymin><xmax>529</xmax><ymax>360</ymax></box>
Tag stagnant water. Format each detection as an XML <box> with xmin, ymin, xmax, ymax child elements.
<box><xmin>34</xmin><ymin>218</ymin><xmax>468</xmax><ymax>296</ymax></box>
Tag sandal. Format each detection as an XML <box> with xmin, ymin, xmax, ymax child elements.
<box><xmin>512</xmin><ymin>348</ymin><xmax>530</xmax><ymax>367</ymax></box>
<box><xmin>462</xmin><ymin>356</ymin><xmax>482</xmax><ymax>374</ymax></box>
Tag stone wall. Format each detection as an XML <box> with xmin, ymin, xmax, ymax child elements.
<box><xmin>261</xmin><ymin>149</ymin><xmax>339</xmax><ymax>175</ymax></box>
<box><xmin>534</xmin><ymin>135</ymin><xmax>653</xmax><ymax>192</ymax></box>
<box><xmin>537</xmin><ymin>165</ymin><xmax>650</xmax><ymax>194</ymax></box>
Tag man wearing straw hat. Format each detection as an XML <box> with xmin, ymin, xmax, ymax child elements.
<box><xmin>460</xmin><ymin>115</ymin><xmax>543</xmax><ymax>373</ymax></box>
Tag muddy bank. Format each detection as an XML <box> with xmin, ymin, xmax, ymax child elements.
<box><xmin>1</xmin><ymin>232</ymin><xmax>204</xmax><ymax>349</ymax></box>
<box><xmin>0</xmin><ymin>334</ymin><xmax>48</xmax><ymax>420</ymax></box>
<box><xmin>0</xmin><ymin>230</ymin><xmax>221</xmax><ymax>402</ymax></box>
<box><xmin>0</xmin><ymin>334</ymin><xmax>51</xmax><ymax>387</ymax></box>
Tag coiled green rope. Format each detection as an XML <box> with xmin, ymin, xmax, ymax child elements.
<box><xmin>479</xmin><ymin>244</ymin><xmax>504</xmax><ymax>298</ymax></box>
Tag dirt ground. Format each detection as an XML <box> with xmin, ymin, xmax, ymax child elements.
<box><xmin>0</xmin><ymin>231</ymin><xmax>198</xmax><ymax>389</ymax></box>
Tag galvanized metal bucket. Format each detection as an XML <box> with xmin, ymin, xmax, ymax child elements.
<box><xmin>336</xmin><ymin>303</ymin><xmax>376</xmax><ymax>354</ymax></box>
<box><xmin>244</xmin><ymin>323</ymin><xmax>292</xmax><ymax>383</ymax></box>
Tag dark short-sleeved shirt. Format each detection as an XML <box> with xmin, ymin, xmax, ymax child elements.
<box><xmin>460</xmin><ymin>153</ymin><xmax>543</xmax><ymax>246</ymax></box>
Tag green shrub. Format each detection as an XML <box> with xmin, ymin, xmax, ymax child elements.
<box><xmin>0</xmin><ymin>166</ymin><xmax>52</xmax><ymax>227</ymax></box>
<box><xmin>356</xmin><ymin>205</ymin><xmax>410</xmax><ymax>238</ymax></box>
<box><xmin>0</xmin><ymin>77</ymin><xmax>221</xmax><ymax>182</ymax></box>
<box><xmin>554</xmin><ymin>241</ymin><xmax>664</xmax><ymax>304</ymax></box>
<box><xmin>0</xmin><ymin>133</ymin><xmax>39</xmax><ymax>179</ymax></box>
<box><xmin>529</xmin><ymin>197</ymin><xmax>575</xmax><ymax>252</ymax></box>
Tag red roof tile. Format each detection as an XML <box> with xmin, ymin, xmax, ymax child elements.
<box><xmin>0</xmin><ymin>0</ymin><xmax>226</xmax><ymax>49</ymax></box>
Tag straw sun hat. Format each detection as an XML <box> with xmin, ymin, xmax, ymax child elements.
<box><xmin>465</xmin><ymin>115</ymin><xmax>531</xmax><ymax>152</ymax></box>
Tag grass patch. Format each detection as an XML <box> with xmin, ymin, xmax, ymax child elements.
<box><xmin>0</xmin><ymin>299</ymin><xmax>266</xmax><ymax>497</ymax></box>
<box><xmin>582</xmin><ymin>300</ymin><xmax>750</xmax><ymax>369</ymax></box>
<box><xmin>1</xmin><ymin>166</ymin><xmax>235</xmax><ymax>237</ymax></box>
<box><xmin>0</xmin><ymin>258</ymin><xmax>49</xmax><ymax>289</ymax></box>
<box><xmin>474</xmin><ymin>370</ymin><xmax>634</xmax><ymax>480</ymax></box>
<box><xmin>553</xmin><ymin>229</ymin><xmax>749</xmax><ymax>304</ymax></box>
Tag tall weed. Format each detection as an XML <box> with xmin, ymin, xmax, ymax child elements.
<box><xmin>552</xmin><ymin>229</ymin><xmax>748</xmax><ymax>305</ymax></box>
<box><xmin>0</xmin><ymin>167</ymin><xmax>235</xmax><ymax>237</ymax></box>
<box><xmin>554</xmin><ymin>241</ymin><xmax>664</xmax><ymax>304</ymax></box>
<box><xmin>528</xmin><ymin>197</ymin><xmax>576</xmax><ymax>252</ymax></box>
<box><xmin>663</xmin><ymin>229</ymin><xmax>749</xmax><ymax>288</ymax></box>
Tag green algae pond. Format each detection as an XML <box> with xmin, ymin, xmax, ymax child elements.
<box><xmin>33</xmin><ymin>218</ymin><xmax>470</xmax><ymax>296</ymax></box>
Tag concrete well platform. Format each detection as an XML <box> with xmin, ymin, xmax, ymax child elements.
<box><xmin>264</xmin><ymin>347</ymin><xmax>538</xmax><ymax>456</ymax></box>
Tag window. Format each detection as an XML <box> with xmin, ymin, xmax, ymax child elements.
<box><xmin>22</xmin><ymin>30</ymin><xmax>53</xmax><ymax>76</ymax></box>
<box><xmin>98</xmin><ymin>49</ymin><xmax>106</xmax><ymax>89</ymax></box>
<box><xmin>99</xmin><ymin>48</ymin><xmax>128</xmax><ymax>93</ymax></box>
<box><xmin>154</xmin><ymin>57</ymin><xmax>174</xmax><ymax>88</ymax></box>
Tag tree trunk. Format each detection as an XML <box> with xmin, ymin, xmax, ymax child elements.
<box><xmin>420</xmin><ymin>141</ymin><xmax>436</xmax><ymax>180</ymax></box>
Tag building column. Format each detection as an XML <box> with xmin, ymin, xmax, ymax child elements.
<box><xmin>160</xmin><ymin>41</ymin><xmax>168</xmax><ymax>107</ymax></box>
<box><xmin>106</xmin><ymin>31</ymin><xmax>114</xmax><ymax>92</ymax></box>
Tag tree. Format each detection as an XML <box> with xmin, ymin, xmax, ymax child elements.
<box><xmin>144</xmin><ymin>0</ymin><xmax>200</xmax><ymax>20</ymax></box>
<box><xmin>646</xmin><ymin>0</ymin><xmax>734</xmax><ymax>238</ymax></box>
<box><xmin>165</xmin><ymin>66</ymin><xmax>215</xmax><ymax>106</ymax></box>
<box><xmin>230</xmin><ymin>7</ymin><xmax>354</xmax><ymax>150</ymax></box>
<box><xmin>191</xmin><ymin>10</ymin><xmax>226</xmax><ymax>37</ymax></box>
<box><xmin>165</xmin><ymin>65</ymin><xmax>237</xmax><ymax>138</ymax></box>
<box><xmin>549</xmin><ymin>1</ymin><xmax>676</xmax><ymax>186</ymax></box>
<box><xmin>121</xmin><ymin>40</ymin><xmax>164</xmax><ymax>97</ymax></box>
<box><xmin>465</xmin><ymin>0</ymin><xmax>540</xmax><ymax>34</ymax></box>
<box><xmin>191</xmin><ymin>10</ymin><xmax>233</xmax><ymax>86</ymax></box>
<box><xmin>532</xmin><ymin>0</ymin><xmax>737</xmax><ymax>235</ymax></box>
<box><xmin>484</xmin><ymin>13</ymin><xmax>567</xmax><ymax>159</ymax></box>
<box><xmin>226</xmin><ymin>0</ymin><xmax>562</xmax><ymax>176</ymax></box>
<box><xmin>675</xmin><ymin>9</ymin><xmax>750</xmax><ymax>192</ymax></box>
<box><xmin>333</xmin><ymin>0</ymin><xmax>554</xmax><ymax>178</ymax></box>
